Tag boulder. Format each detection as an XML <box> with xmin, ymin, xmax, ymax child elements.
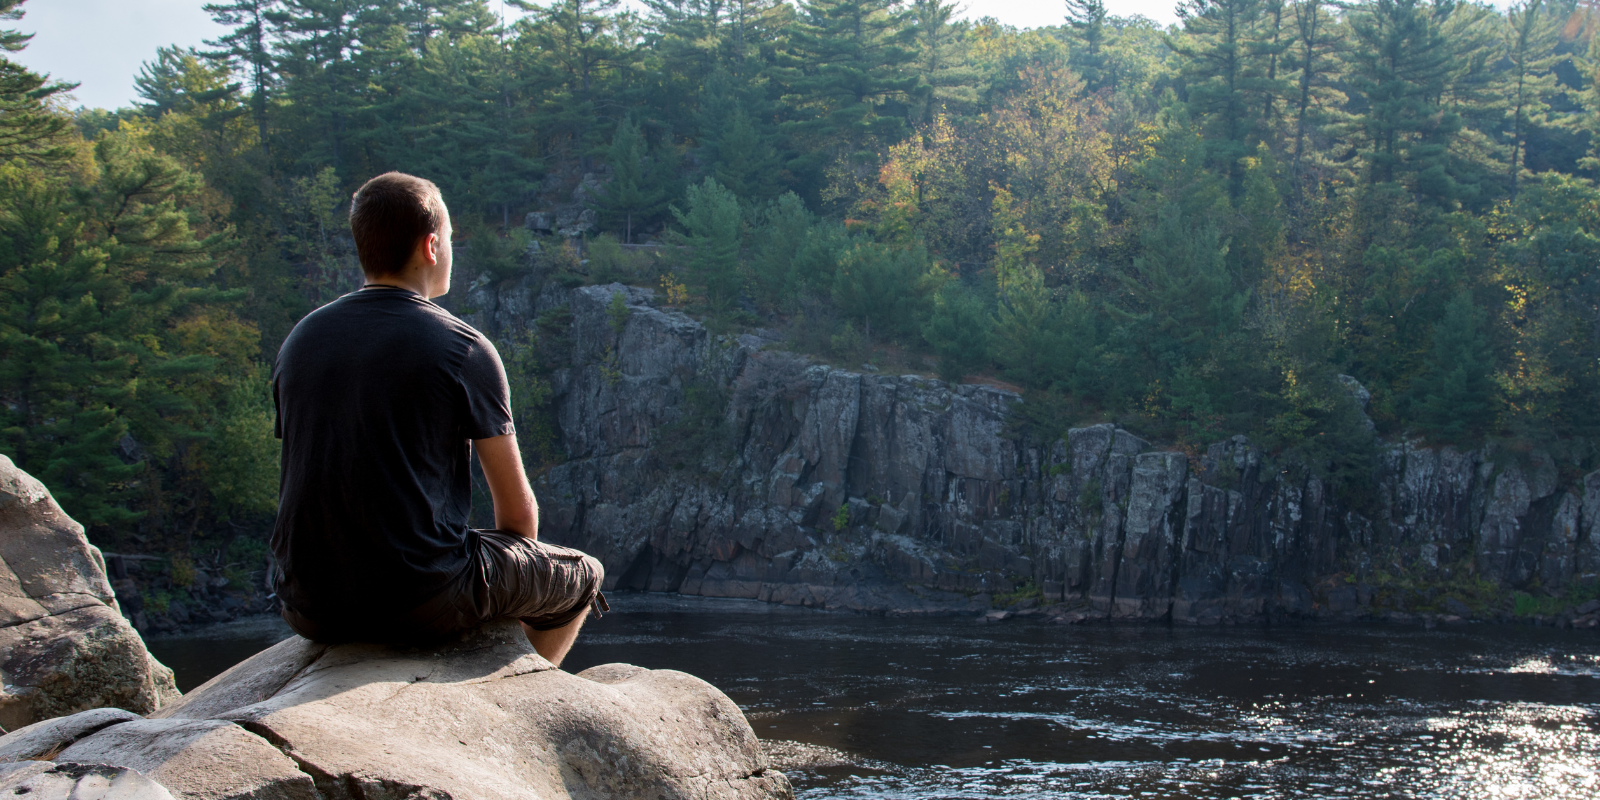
<box><xmin>4</xmin><ymin>620</ymin><xmax>791</xmax><ymax>800</ymax></box>
<box><xmin>0</xmin><ymin>455</ymin><xmax>179</xmax><ymax>732</ymax></box>
<box><xmin>0</xmin><ymin>760</ymin><xmax>174</xmax><ymax>800</ymax></box>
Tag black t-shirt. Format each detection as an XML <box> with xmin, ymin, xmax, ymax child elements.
<box><xmin>269</xmin><ymin>287</ymin><xmax>514</xmax><ymax>622</ymax></box>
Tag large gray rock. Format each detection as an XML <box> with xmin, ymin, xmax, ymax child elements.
<box><xmin>0</xmin><ymin>760</ymin><xmax>174</xmax><ymax>800</ymax></box>
<box><xmin>17</xmin><ymin>621</ymin><xmax>790</xmax><ymax>800</ymax></box>
<box><xmin>0</xmin><ymin>455</ymin><xmax>179</xmax><ymax>731</ymax></box>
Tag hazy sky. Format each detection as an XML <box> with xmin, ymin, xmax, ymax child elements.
<box><xmin>11</xmin><ymin>0</ymin><xmax>1184</xmax><ymax>111</ymax></box>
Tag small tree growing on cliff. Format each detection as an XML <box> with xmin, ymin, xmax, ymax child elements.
<box><xmin>668</xmin><ymin>178</ymin><xmax>743</xmax><ymax>312</ymax></box>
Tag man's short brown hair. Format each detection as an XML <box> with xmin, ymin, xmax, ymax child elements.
<box><xmin>349</xmin><ymin>172</ymin><xmax>446</xmax><ymax>277</ymax></box>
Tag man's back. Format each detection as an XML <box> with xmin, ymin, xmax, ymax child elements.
<box><xmin>271</xmin><ymin>286</ymin><xmax>513</xmax><ymax>622</ymax></box>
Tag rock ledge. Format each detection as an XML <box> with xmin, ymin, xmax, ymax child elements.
<box><xmin>0</xmin><ymin>619</ymin><xmax>791</xmax><ymax>800</ymax></box>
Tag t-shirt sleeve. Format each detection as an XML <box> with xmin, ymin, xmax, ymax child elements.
<box><xmin>458</xmin><ymin>335</ymin><xmax>516</xmax><ymax>440</ymax></box>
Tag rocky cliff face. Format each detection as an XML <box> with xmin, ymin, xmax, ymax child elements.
<box><xmin>451</xmin><ymin>277</ymin><xmax>1600</xmax><ymax>623</ymax></box>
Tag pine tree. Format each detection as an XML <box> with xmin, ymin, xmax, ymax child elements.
<box><xmin>1170</xmin><ymin>0</ymin><xmax>1285</xmax><ymax>193</ymax></box>
<box><xmin>596</xmin><ymin>116</ymin><xmax>670</xmax><ymax>241</ymax></box>
<box><xmin>775</xmin><ymin>0</ymin><xmax>917</xmax><ymax>177</ymax></box>
<box><xmin>0</xmin><ymin>132</ymin><xmax>258</xmax><ymax>530</ymax></box>
<box><xmin>1409</xmin><ymin>292</ymin><xmax>1497</xmax><ymax>441</ymax></box>
<box><xmin>1284</xmin><ymin>0</ymin><xmax>1346</xmax><ymax>200</ymax></box>
<box><xmin>1114</xmin><ymin>204</ymin><xmax>1247</xmax><ymax>395</ymax></box>
<box><xmin>266</xmin><ymin>0</ymin><xmax>364</xmax><ymax>171</ymax></box>
<box><xmin>830</xmin><ymin>241</ymin><xmax>935</xmax><ymax>341</ymax></box>
<box><xmin>203</xmin><ymin>0</ymin><xmax>280</xmax><ymax>148</ymax></box>
<box><xmin>0</xmin><ymin>0</ymin><xmax>74</xmax><ymax>162</ymax></box>
<box><xmin>512</xmin><ymin>0</ymin><xmax>634</xmax><ymax>169</ymax></box>
<box><xmin>747</xmin><ymin>191</ymin><xmax>818</xmax><ymax>307</ymax></box>
<box><xmin>134</xmin><ymin>47</ymin><xmax>243</xmax><ymax>118</ymax></box>
<box><xmin>401</xmin><ymin>16</ymin><xmax>543</xmax><ymax>227</ymax></box>
<box><xmin>1064</xmin><ymin>0</ymin><xmax>1110</xmax><ymax>91</ymax></box>
<box><xmin>908</xmin><ymin>0</ymin><xmax>978</xmax><ymax>122</ymax></box>
<box><xmin>922</xmin><ymin>282</ymin><xmax>990</xmax><ymax>381</ymax></box>
<box><xmin>696</xmin><ymin>70</ymin><xmax>784</xmax><ymax>202</ymax></box>
<box><xmin>1498</xmin><ymin>0</ymin><xmax>1563</xmax><ymax>199</ymax></box>
<box><xmin>1341</xmin><ymin>0</ymin><xmax>1485</xmax><ymax>207</ymax></box>
<box><xmin>669</xmin><ymin>177</ymin><xmax>744</xmax><ymax>309</ymax></box>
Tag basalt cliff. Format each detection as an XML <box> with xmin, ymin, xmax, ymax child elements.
<box><xmin>449</xmin><ymin>276</ymin><xmax>1600</xmax><ymax>625</ymax></box>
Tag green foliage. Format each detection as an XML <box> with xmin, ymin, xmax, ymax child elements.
<box><xmin>7</xmin><ymin>0</ymin><xmax>1599</xmax><ymax>556</ymax></box>
<box><xmin>830</xmin><ymin>503</ymin><xmax>851</xmax><ymax>532</ymax></box>
<box><xmin>1408</xmin><ymin>292</ymin><xmax>1497</xmax><ymax>442</ymax></box>
<box><xmin>606</xmin><ymin>290</ymin><xmax>631</xmax><ymax>336</ymax></box>
<box><xmin>1077</xmin><ymin>477</ymin><xmax>1103</xmax><ymax>517</ymax></box>
<box><xmin>586</xmin><ymin>233</ymin><xmax>656</xmax><ymax>284</ymax></box>
<box><xmin>830</xmin><ymin>242</ymin><xmax>939</xmax><ymax>342</ymax></box>
<box><xmin>993</xmin><ymin>580</ymin><xmax>1043</xmax><ymax>607</ymax></box>
<box><xmin>496</xmin><ymin>328</ymin><xmax>561</xmax><ymax>473</ymax></box>
<box><xmin>468</xmin><ymin>225</ymin><xmax>534</xmax><ymax>283</ymax></box>
<box><xmin>830</xmin><ymin>321</ymin><xmax>869</xmax><ymax>363</ymax></box>
<box><xmin>595</xmin><ymin>116</ymin><xmax>672</xmax><ymax>243</ymax></box>
<box><xmin>0</xmin><ymin>127</ymin><xmax>266</xmax><ymax>536</ymax></box>
<box><xmin>922</xmin><ymin>283</ymin><xmax>991</xmax><ymax>382</ymax></box>
<box><xmin>669</xmin><ymin>178</ymin><xmax>744</xmax><ymax>311</ymax></box>
<box><xmin>0</xmin><ymin>0</ymin><xmax>73</xmax><ymax>163</ymax></box>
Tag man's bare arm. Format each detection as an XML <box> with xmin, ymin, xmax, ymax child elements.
<box><xmin>474</xmin><ymin>433</ymin><xmax>538</xmax><ymax>539</ymax></box>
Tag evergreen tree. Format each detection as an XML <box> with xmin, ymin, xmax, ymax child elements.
<box><xmin>203</xmin><ymin>0</ymin><xmax>280</xmax><ymax>148</ymax></box>
<box><xmin>830</xmin><ymin>241</ymin><xmax>936</xmax><ymax>341</ymax></box>
<box><xmin>922</xmin><ymin>282</ymin><xmax>990</xmax><ymax>381</ymax></box>
<box><xmin>0</xmin><ymin>0</ymin><xmax>74</xmax><ymax>162</ymax></box>
<box><xmin>596</xmin><ymin>115</ymin><xmax>669</xmax><ymax>241</ymax></box>
<box><xmin>402</xmin><ymin>18</ymin><xmax>544</xmax><ymax>227</ymax></box>
<box><xmin>697</xmin><ymin>71</ymin><xmax>784</xmax><ymax>202</ymax></box>
<box><xmin>1341</xmin><ymin>0</ymin><xmax>1485</xmax><ymax>207</ymax></box>
<box><xmin>1409</xmin><ymin>291</ymin><xmax>1497</xmax><ymax>440</ymax></box>
<box><xmin>1284</xmin><ymin>0</ymin><xmax>1346</xmax><ymax>201</ymax></box>
<box><xmin>747</xmin><ymin>191</ymin><xmax>817</xmax><ymax>307</ymax></box>
<box><xmin>1498</xmin><ymin>0</ymin><xmax>1563</xmax><ymax>198</ymax></box>
<box><xmin>669</xmin><ymin>177</ymin><xmax>744</xmax><ymax>309</ymax></box>
<box><xmin>134</xmin><ymin>47</ymin><xmax>243</xmax><ymax>118</ymax></box>
<box><xmin>1064</xmin><ymin>0</ymin><xmax>1110</xmax><ymax>90</ymax></box>
<box><xmin>266</xmin><ymin>0</ymin><xmax>364</xmax><ymax>171</ymax></box>
<box><xmin>1114</xmin><ymin>204</ymin><xmax>1248</xmax><ymax>409</ymax></box>
<box><xmin>0</xmin><ymin>132</ymin><xmax>266</xmax><ymax>530</ymax></box>
<box><xmin>991</xmin><ymin>263</ymin><xmax>1100</xmax><ymax>392</ymax></box>
<box><xmin>908</xmin><ymin>0</ymin><xmax>978</xmax><ymax>122</ymax></box>
<box><xmin>512</xmin><ymin>0</ymin><xmax>634</xmax><ymax>168</ymax></box>
<box><xmin>775</xmin><ymin>0</ymin><xmax>917</xmax><ymax>180</ymax></box>
<box><xmin>1170</xmin><ymin>0</ymin><xmax>1285</xmax><ymax>193</ymax></box>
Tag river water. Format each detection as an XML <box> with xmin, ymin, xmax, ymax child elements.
<box><xmin>147</xmin><ymin>595</ymin><xmax>1600</xmax><ymax>799</ymax></box>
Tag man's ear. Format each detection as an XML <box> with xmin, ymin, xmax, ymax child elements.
<box><xmin>420</xmin><ymin>232</ymin><xmax>441</xmax><ymax>267</ymax></box>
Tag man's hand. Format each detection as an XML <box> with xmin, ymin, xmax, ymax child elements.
<box><xmin>474</xmin><ymin>434</ymin><xmax>538</xmax><ymax>539</ymax></box>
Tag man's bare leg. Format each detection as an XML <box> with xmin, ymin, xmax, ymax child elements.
<box><xmin>522</xmin><ymin>607</ymin><xmax>589</xmax><ymax>667</ymax></box>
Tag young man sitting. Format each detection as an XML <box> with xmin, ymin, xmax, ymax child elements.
<box><xmin>270</xmin><ymin>171</ymin><xmax>604</xmax><ymax>665</ymax></box>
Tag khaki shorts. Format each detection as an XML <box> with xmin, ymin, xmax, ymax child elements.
<box><xmin>282</xmin><ymin>530</ymin><xmax>607</xmax><ymax>644</ymax></box>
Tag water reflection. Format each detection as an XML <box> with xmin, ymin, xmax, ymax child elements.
<box><xmin>145</xmin><ymin>595</ymin><xmax>1600</xmax><ymax>799</ymax></box>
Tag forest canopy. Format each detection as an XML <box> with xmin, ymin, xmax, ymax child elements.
<box><xmin>3</xmin><ymin>0</ymin><xmax>1600</xmax><ymax>551</ymax></box>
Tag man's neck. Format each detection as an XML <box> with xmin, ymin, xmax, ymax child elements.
<box><xmin>362</xmin><ymin>274</ymin><xmax>430</xmax><ymax>298</ymax></box>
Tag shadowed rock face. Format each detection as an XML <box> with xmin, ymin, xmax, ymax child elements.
<box><xmin>0</xmin><ymin>456</ymin><xmax>180</xmax><ymax>732</ymax></box>
<box><xmin>452</xmin><ymin>280</ymin><xmax>1600</xmax><ymax>622</ymax></box>
<box><xmin>0</xmin><ymin>621</ymin><xmax>790</xmax><ymax>800</ymax></box>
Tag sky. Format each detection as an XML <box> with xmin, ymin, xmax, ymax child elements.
<box><xmin>9</xmin><ymin>0</ymin><xmax>1185</xmax><ymax>112</ymax></box>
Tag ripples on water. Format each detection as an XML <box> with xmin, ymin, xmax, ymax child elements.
<box><xmin>149</xmin><ymin>595</ymin><xmax>1600</xmax><ymax>799</ymax></box>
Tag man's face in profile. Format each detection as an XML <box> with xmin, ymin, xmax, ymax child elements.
<box><xmin>427</xmin><ymin>205</ymin><xmax>454</xmax><ymax>299</ymax></box>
